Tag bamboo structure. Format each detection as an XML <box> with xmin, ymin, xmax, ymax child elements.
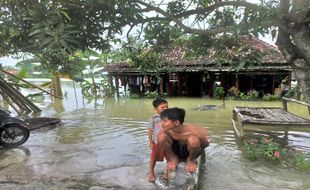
<box><xmin>232</xmin><ymin>98</ymin><xmax>310</xmax><ymax>138</ymax></box>
<box><xmin>0</xmin><ymin>69</ymin><xmax>63</xmax><ymax>99</ymax></box>
<box><xmin>282</xmin><ymin>97</ymin><xmax>310</xmax><ymax>114</ymax></box>
<box><xmin>0</xmin><ymin>77</ymin><xmax>41</xmax><ymax>114</ymax></box>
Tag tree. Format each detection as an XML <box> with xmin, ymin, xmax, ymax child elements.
<box><xmin>1</xmin><ymin>0</ymin><xmax>310</xmax><ymax>103</ymax></box>
<box><xmin>15</xmin><ymin>58</ymin><xmax>50</xmax><ymax>78</ymax></box>
<box><xmin>126</xmin><ymin>0</ymin><xmax>310</xmax><ymax>103</ymax></box>
<box><xmin>0</xmin><ymin>0</ymin><xmax>141</xmax><ymax>97</ymax></box>
<box><xmin>72</xmin><ymin>50</ymin><xmax>105</xmax><ymax>96</ymax></box>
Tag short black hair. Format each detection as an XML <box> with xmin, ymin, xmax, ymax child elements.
<box><xmin>160</xmin><ymin>107</ymin><xmax>185</xmax><ymax>124</ymax></box>
<box><xmin>152</xmin><ymin>98</ymin><xmax>168</xmax><ymax>108</ymax></box>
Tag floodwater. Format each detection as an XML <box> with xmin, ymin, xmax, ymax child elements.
<box><xmin>1</xmin><ymin>79</ymin><xmax>310</xmax><ymax>190</ymax></box>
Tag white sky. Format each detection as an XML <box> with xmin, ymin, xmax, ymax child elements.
<box><xmin>0</xmin><ymin>0</ymin><xmax>273</xmax><ymax>67</ymax></box>
<box><xmin>0</xmin><ymin>56</ymin><xmax>20</xmax><ymax>67</ymax></box>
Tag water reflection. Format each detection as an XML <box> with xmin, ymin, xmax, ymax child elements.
<box><xmin>0</xmin><ymin>146</ymin><xmax>31</xmax><ymax>161</ymax></box>
<box><xmin>1</xmin><ymin>80</ymin><xmax>309</xmax><ymax>189</ymax></box>
<box><xmin>48</xmin><ymin>98</ymin><xmax>65</xmax><ymax>113</ymax></box>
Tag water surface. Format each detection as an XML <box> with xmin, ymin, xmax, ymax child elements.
<box><xmin>1</xmin><ymin>80</ymin><xmax>310</xmax><ymax>190</ymax></box>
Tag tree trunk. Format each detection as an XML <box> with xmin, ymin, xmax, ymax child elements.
<box><xmin>276</xmin><ymin>0</ymin><xmax>310</xmax><ymax>104</ymax></box>
<box><xmin>291</xmin><ymin>59</ymin><xmax>310</xmax><ymax>103</ymax></box>
<box><xmin>115</xmin><ymin>76</ymin><xmax>119</xmax><ymax>98</ymax></box>
<box><xmin>91</xmin><ymin>74</ymin><xmax>97</xmax><ymax>95</ymax></box>
<box><xmin>108</xmin><ymin>75</ymin><xmax>115</xmax><ymax>96</ymax></box>
<box><xmin>52</xmin><ymin>73</ymin><xmax>63</xmax><ymax>98</ymax></box>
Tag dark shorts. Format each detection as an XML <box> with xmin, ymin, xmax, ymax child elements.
<box><xmin>172</xmin><ymin>139</ymin><xmax>210</xmax><ymax>161</ymax></box>
<box><xmin>172</xmin><ymin>140</ymin><xmax>189</xmax><ymax>161</ymax></box>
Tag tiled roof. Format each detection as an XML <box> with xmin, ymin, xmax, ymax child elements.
<box><xmin>104</xmin><ymin>36</ymin><xmax>289</xmax><ymax>74</ymax></box>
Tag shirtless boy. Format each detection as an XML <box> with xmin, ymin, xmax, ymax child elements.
<box><xmin>157</xmin><ymin>107</ymin><xmax>210</xmax><ymax>176</ymax></box>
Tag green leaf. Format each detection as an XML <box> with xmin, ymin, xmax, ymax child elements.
<box><xmin>17</xmin><ymin>67</ymin><xmax>29</xmax><ymax>79</ymax></box>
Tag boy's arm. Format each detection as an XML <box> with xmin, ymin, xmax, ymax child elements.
<box><xmin>148</xmin><ymin>118</ymin><xmax>154</xmax><ymax>149</ymax></box>
<box><xmin>148</xmin><ymin>128</ymin><xmax>154</xmax><ymax>149</ymax></box>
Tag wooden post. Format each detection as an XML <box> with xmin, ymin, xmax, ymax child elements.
<box><xmin>108</xmin><ymin>75</ymin><xmax>115</xmax><ymax>95</ymax></box>
<box><xmin>296</xmin><ymin>80</ymin><xmax>301</xmax><ymax>100</ymax></box>
<box><xmin>232</xmin><ymin>109</ymin><xmax>242</xmax><ymax>138</ymax></box>
<box><xmin>115</xmin><ymin>76</ymin><xmax>119</xmax><ymax>98</ymax></box>
<box><xmin>235</xmin><ymin>74</ymin><xmax>239</xmax><ymax>89</ymax></box>
<box><xmin>124</xmin><ymin>77</ymin><xmax>127</xmax><ymax>96</ymax></box>
<box><xmin>240</xmin><ymin>122</ymin><xmax>244</xmax><ymax>138</ymax></box>
<box><xmin>282</xmin><ymin>97</ymin><xmax>310</xmax><ymax>114</ymax></box>
<box><xmin>272</xmin><ymin>75</ymin><xmax>275</xmax><ymax>95</ymax></box>
<box><xmin>282</xmin><ymin>98</ymin><xmax>288</xmax><ymax>111</ymax></box>
<box><xmin>160</xmin><ymin>76</ymin><xmax>164</xmax><ymax>94</ymax></box>
<box><xmin>284</xmin><ymin>128</ymin><xmax>289</xmax><ymax>142</ymax></box>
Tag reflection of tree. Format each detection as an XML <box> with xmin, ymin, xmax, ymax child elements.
<box><xmin>48</xmin><ymin>98</ymin><xmax>65</xmax><ymax>113</ymax></box>
<box><xmin>56</xmin><ymin>126</ymin><xmax>88</xmax><ymax>144</ymax></box>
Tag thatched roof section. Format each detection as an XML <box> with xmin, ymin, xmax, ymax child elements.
<box><xmin>104</xmin><ymin>36</ymin><xmax>289</xmax><ymax>74</ymax></box>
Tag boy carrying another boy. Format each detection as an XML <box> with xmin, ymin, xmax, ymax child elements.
<box><xmin>158</xmin><ymin>107</ymin><xmax>210</xmax><ymax>178</ymax></box>
<box><xmin>148</xmin><ymin>98</ymin><xmax>168</xmax><ymax>182</ymax></box>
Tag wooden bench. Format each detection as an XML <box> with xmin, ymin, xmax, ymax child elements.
<box><xmin>232</xmin><ymin>97</ymin><xmax>310</xmax><ymax>138</ymax></box>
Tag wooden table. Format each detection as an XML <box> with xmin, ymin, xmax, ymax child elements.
<box><xmin>232</xmin><ymin>98</ymin><xmax>310</xmax><ymax>138</ymax></box>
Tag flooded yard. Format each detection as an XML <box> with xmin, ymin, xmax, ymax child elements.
<box><xmin>1</xmin><ymin>80</ymin><xmax>310</xmax><ymax>190</ymax></box>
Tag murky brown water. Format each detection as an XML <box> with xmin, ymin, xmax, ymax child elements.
<box><xmin>1</xmin><ymin>80</ymin><xmax>310</xmax><ymax>190</ymax></box>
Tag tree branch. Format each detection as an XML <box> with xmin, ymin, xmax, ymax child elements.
<box><xmin>135</xmin><ymin>0</ymin><xmax>274</xmax><ymax>35</ymax></box>
<box><xmin>138</xmin><ymin>0</ymin><xmax>264</xmax><ymax>19</ymax></box>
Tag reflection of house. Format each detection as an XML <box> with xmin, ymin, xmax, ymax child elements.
<box><xmin>104</xmin><ymin>36</ymin><xmax>291</xmax><ymax>97</ymax></box>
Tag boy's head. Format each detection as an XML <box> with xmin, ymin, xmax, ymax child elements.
<box><xmin>152</xmin><ymin>98</ymin><xmax>168</xmax><ymax>114</ymax></box>
<box><xmin>160</xmin><ymin>107</ymin><xmax>185</xmax><ymax>131</ymax></box>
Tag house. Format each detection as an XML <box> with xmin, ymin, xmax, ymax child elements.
<box><xmin>104</xmin><ymin>36</ymin><xmax>291</xmax><ymax>97</ymax></box>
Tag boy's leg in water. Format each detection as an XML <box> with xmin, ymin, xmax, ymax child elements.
<box><xmin>148</xmin><ymin>159</ymin><xmax>156</xmax><ymax>182</ymax></box>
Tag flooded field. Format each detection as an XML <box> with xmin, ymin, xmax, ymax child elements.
<box><xmin>1</xmin><ymin>80</ymin><xmax>310</xmax><ymax>190</ymax></box>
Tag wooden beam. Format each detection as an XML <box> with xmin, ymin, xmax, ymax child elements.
<box><xmin>282</xmin><ymin>97</ymin><xmax>310</xmax><ymax>107</ymax></box>
<box><xmin>282</xmin><ymin>97</ymin><xmax>310</xmax><ymax>114</ymax></box>
<box><xmin>0</xmin><ymin>69</ymin><xmax>63</xmax><ymax>99</ymax></box>
<box><xmin>0</xmin><ymin>77</ymin><xmax>41</xmax><ymax>113</ymax></box>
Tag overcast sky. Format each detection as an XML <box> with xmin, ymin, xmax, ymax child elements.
<box><xmin>0</xmin><ymin>56</ymin><xmax>20</xmax><ymax>67</ymax></box>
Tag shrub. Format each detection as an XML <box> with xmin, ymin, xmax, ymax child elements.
<box><xmin>213</xmin><ymin>86</ymin><xmax>224</xmax><ymax>98</ymax></box>
<box><xmin>294</xmin><ymin>152</ymin><xmax>310</xmax><ymax>170</ymax></box>
<box><xmin>244</xmin><ymin>137</ymin><xmax>287</xmax><ymax>161</ymax></box>
<box><xmin>247</xmin><ymin>89</ymin><xmax>259</xmax><ymax>99</ymax></box>
<box><xmin>228</xmin><ymin>86</ymin><xmax>240</xmax><ymax>97</ymax></box>
<box><xmin>262</xmin><ymin>93</ymin><xmax>279</xmax><ymax>101</ymax></box>
<box><xmin>144</xmin><ymin>90</ymin><xmax>158</xmax><ymax>99</ymax></box>
<box><xmin>244</xmin><ymin>136</ymin><xmax>310</xmax><ymax>170</ymax></box>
